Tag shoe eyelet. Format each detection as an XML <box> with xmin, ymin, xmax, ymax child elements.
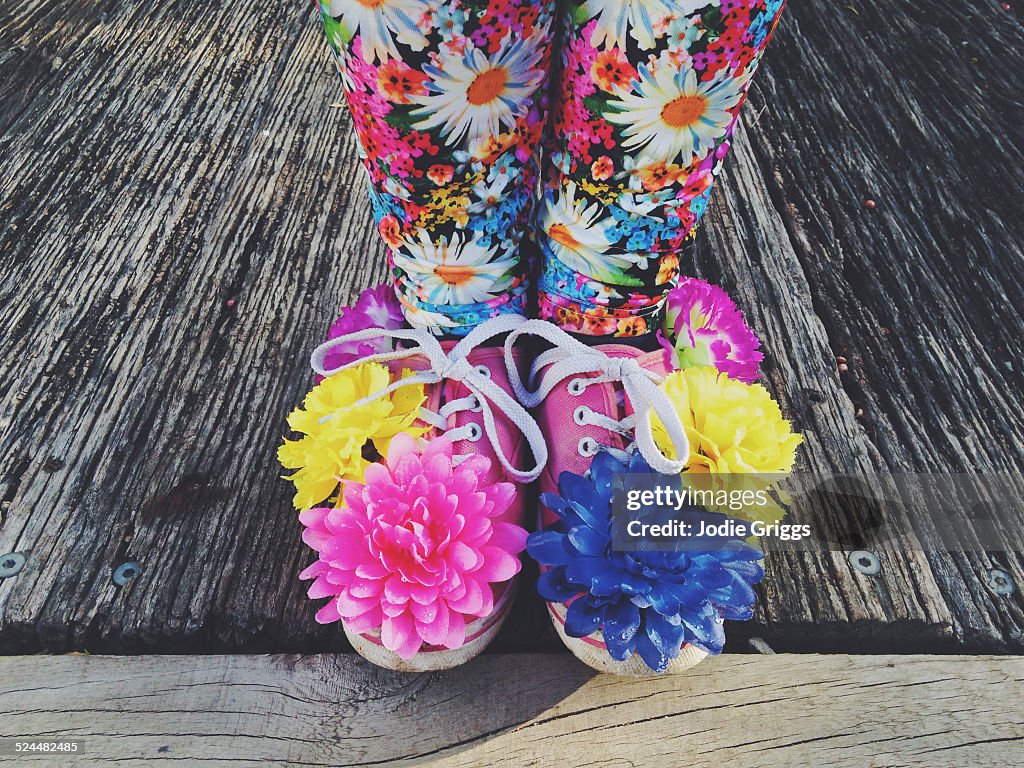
<box><xmin>475</xmin><ymin>365</ymin><xmax>491</xmax><ymax>379</ymax></box>
<box><xmin>466</xmin><ymin>423</ymin><xmax>483</xmax><ymax>442</ymax></box>
<box><xmin>573</xmin><ymin>406</ymin><xmax>590</xmax><ymax>425</ymax></box>
<box><xmin>577</xmin><ymin>437</ymin><xmax>598</xmax><ymax>457</ymax></box>
<box><xmin>567</xmin><ymin>378</ymin><xmax>586</xmax><ymax>396</ymax></box>
<box><xmin>469</xmin><ymin>396</ymin><xmax>484</xmax><ymax>413</ymax></box>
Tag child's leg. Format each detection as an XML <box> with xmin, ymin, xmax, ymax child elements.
<box><xmin>318</xmin><ymin>0</ymin><xmax>557</xmax><ymax>335</ymax></box>
<box><xmin>536</xmin><ymin>0</ymin><xmax>786</xmax><ymax>337</ymax></box>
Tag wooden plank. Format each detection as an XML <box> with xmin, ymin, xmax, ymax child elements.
<box><xmin>0</xmin><ymin>0</ymin><xmax>552</xmax><ymax>653</ymax></box>
<box><xmin>738</xmin><ymin>1</ymin><xmax>1024</xmax><ymax>649</ymax></box>
<box><xmin>0</xmin><ymin>653</ymin><xmax>1021</xmax><ymax>767</ymax></box>
<box><xmin>695</xmin><ymin>122</ymin><xmax>952</xmax><ymax>651</ymax></box>
<box><xmin>0</xmin><ymin>0</ymin><xmax>1016</xmax><ymax>654</ymax></box>
<box><xmin>0</xmin><ymin>0</ymin><xmax>381</xmax><ymax>652</ymax></box>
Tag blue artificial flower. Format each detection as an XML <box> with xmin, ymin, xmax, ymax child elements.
<box><xmin>527</xmin><ymin>451</ymin><xmax>765</xmax><ymax>672</ymax></box>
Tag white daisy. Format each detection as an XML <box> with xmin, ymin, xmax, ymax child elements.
<box><xmin>580</xmin><ymin>0</ymin><xmax>702</xmax><ymax>50</ymax></box>
<box><xmin>467</xmin><ymin>173</ymin><xmax>512</xmax><ymax>216</ymax></box>
<box><xmin>607</xmin><ymin>65</ymin><xmax>749</xmax><ymax>164</ymax></box>
<box><xmin>540</xmin><ymin>182</ymin><xmax>645</xmax><ymax>283</ymax></box>
<box><xmin>616</xmin><ymin>191</ymin><xmax>663</xmax><ymax>219</ymax></box>
<box><xmin>402</xmin><ymin>303</ymin><xmax>459</xmax><ymax>332</ymax></box>
<box><xmin>392</xmin><ymin>232</ymin><xmax>516</xmax><ymax>306</ymax></box>
<box><xmin>326</xmin><ymin>0</ymin><xmax>430</xmax><ymax>63</ymax></box>
<box><xmin>409</xmin><ymin>30</ymin><xmax>547</xmax><ymax>146</ymax></box>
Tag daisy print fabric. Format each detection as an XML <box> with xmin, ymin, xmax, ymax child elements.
<box><xmin>319</xmin><ymin>0</ymin><xmax>557</xmax><ymax>334</ymax></box>
<box><xmin>537</xmin><ymin>0</ymin><xmax>786</xmax><ymax>337</ymax></box>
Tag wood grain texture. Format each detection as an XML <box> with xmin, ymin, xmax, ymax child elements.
<box><xmin>738</xmin><ymin>1</ymin><xmax>1024</xmax><ymax>649</ymax></box>
<box><xmin>0</xmin><ymin>0</ymin><xmax>388</xmax><ymax>653</ymax></box>
<box><xmin>0</xmin><ymin>0</ymin><xmax>562</xmax><ymax>653</ymax></box>
<box><xmin>0</xmin><ymin>653</ymin><xmax>1022</xmax><ymax>767</ymax></box>
<box><xmin>0</xmin><ymin>0</ymin><xmax>1021</xmax><ymax>654</ymax></box>
<box><xmin>693</xmin><ymin>123</ymin><xmax>952</xmax><ymax>652</ymax></box>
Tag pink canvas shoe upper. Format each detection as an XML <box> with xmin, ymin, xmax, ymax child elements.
<box><xmin>407</xmin><ymin>339</ymin><xmax>538</xmax><ymax>531</ymax></box>
<box><xmin>311</xmin><ymin>315</ymin><xmax>547</xmax><ymax>496</ymax></box>
<box><xmin>533</xmin><ymin>345</ymin><xmax>666</xmax><ymax>524</ymax></box>
<box><xmin>443</xmin><ymin>344</ymin><xmax>524</xmax><ymax>488</ymax></box>
<box><xmin>502</xmin><ymin>320</ymin><xmax>701</xmax><ymax>671</ymax></box>
<box><xmin>308</xmin><ymin>315</ymin><xmax>547</xmax><ymax>627</ymax></box>
<box><xmin>504</xmin><ymin>320</ymin><xmax>692</xmax><ymax>527</ymax></box>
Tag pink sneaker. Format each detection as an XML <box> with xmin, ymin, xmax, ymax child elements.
<box><xmin>302</xmin><ymin>315</ymin><xmax>546</xmax><ymax>672</ymax></box>
<box><xmin>505</xmin><ymin>320</ymin><xmax>713</xmax><ymax>676</ymax></box>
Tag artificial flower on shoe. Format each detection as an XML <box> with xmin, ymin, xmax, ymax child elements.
<box><xmin>299</xmin><ymin>433</ymin><xmax>529</xmax><ymax>659</ymax></box>
<box><xmin>652</xmin><ymin>365</ymin><xmax>803</xmax><ymax>524</ymax></box>
<box><xmin>318</xmin><ymin>283</ymin><xmax>405</xmax><ymax>377</ymax></box>
<box><xmin>654</xmin><ymin>366</ymin><xmax>803</xmax><ymax>475</ymax></box>
<box><xmin>527</xmin><ymin>451</ymin><xmax>765</xmax><ymax>673</ymax></box>
<box><xmin>658</xmin><ymin>277</ymin><xmax>763</xmax><ymax>383</ymax></box>
<box><xmin>278</xmin><ymin>363</ymin><xmax>426</xmax><ymax>511</ymax></box>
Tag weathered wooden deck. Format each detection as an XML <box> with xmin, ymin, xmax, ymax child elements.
<box><xmin>2</xmin><ymin>0</ymin><xmax>1024</xmax><ymax>705</ymax></box>
<box><xmin>2</xmin><ymin>1</ymin><xmax>1024</xmax><ymax>765</ymax></box>
<box><xmin>1</xmin><ymin>653</ymin><xmax>1022</xmax><ymax>766</ymax></box>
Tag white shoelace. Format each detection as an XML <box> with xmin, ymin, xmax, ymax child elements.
<box><xmin>309</xmin><ymin>314</ymin><xmax>547</xmax><ymax>484</ymax></box>
<box><xmin>503</xmin><ymin>319</ymin><xmax>691</xmax><ymax>476</ymax></box>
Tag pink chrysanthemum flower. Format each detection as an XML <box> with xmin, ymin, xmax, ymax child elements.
<box><xmin>298</xmin><ymin>434</ymin><xmax>527</xmax><ymax>659</ymax></box>
<box><xmin>658</xmin><ymin>278</ymin><xmax>764</xmax><ymax>383</ymax></box>
<box><xmin>320</xmin><ymin>283</ymin><xmax>404</xmax><ymax>374</ymax></box>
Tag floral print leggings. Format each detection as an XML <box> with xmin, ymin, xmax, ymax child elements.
<box><xmin>319</xmin><ymin>0</ymin><xmax>786</xmax><ymax>336</ymax></box>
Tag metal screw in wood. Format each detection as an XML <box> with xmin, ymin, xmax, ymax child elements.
<box><xmin>113</xmin><ymin>561</ymin><xmax>142</xmax><ymax>586</ymax></box>
<box><xmin>0</xmin><ymin>552</ymin><xmax>26</xmax><ymax>578</ymax></box>
<box><xmin>849</xmin><ymin>550</ymin><xmax>881</xmax><ymax>576</ymax></box>
<box><xmin>985</xmin><ymin>568</ymin><xmax>1015</xmax><ymax>597</ymax></box>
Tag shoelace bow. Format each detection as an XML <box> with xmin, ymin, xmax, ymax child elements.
<box><xmin>503</xmin><ymin>319</ymin><xmax>691</xmax><ymax>476</ymax></box>
<box><xmin>310</xmin><ymin>314</ymin><xmax>547</xmax><ymax>484</ymax></box>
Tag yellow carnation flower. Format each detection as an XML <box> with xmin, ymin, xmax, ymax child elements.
<box><xmin>653</xmin><ymin>367</ymin><xmax>803</xmax><ymax>524</ymax></box>
<box><xmin>278</xmin><ymin>363</ymin><xmax>426</xmax><ymax>511</ymax></box>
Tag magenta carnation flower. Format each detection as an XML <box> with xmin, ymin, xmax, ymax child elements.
<box><xmin>298</xmin><ymin>433</ymin><xmax>527</xmax><ymax>659</ymax></box>
<box><xmin>320</xmin><ymin>283</ymin><xmax>404</xmax><ymax>374</ymax></box>
<box><xmin>658</xmin><ymin>278</ymin><xmax>764</xmax><ymax>383</ymax></box>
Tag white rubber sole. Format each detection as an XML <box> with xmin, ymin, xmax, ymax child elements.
<box><xmin>344</xmin><ymin>582</ymin><xmax>516</xmax><ymax>672</ymax></box>
<box><xmin>547</xmin><ymin>601</ymin><xmax>708</xmax><ymax>677</ymax></box>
